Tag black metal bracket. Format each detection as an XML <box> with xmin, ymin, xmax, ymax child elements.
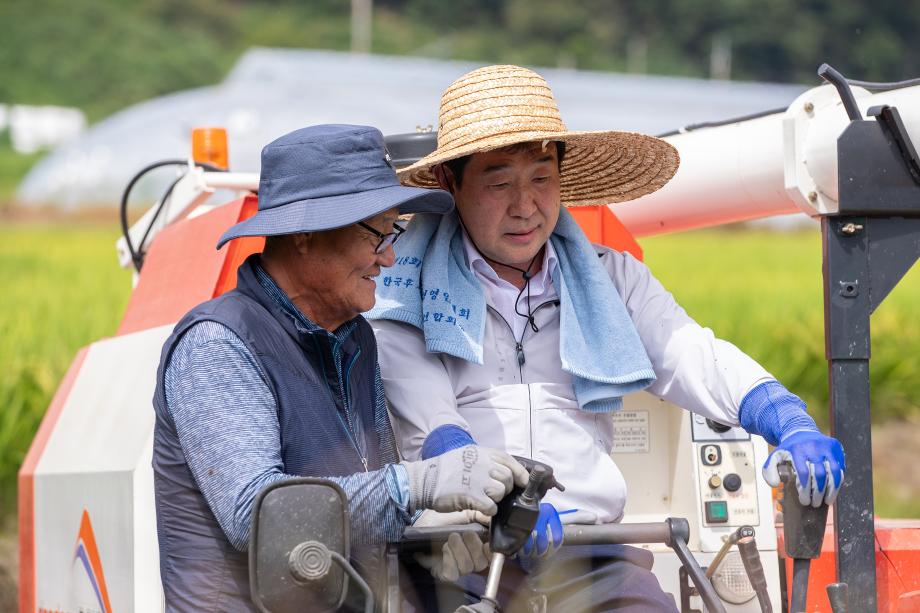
<box><xmin>678</xmin><ymin>566</ymin><xmax>703</xmax><ymax>613</ymax></box>
<box><xmin>867</xmin><ymin>105</ymin><xmax>920</xmax><ymax>185</ymax></box>
<box><xmin>818</xmin><ymin>64</ymin><xmax>920</xmax><ymax>613</ymax></box>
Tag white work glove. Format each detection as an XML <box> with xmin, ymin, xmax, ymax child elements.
<box><xmin>413</xmin><ymin>509</ymin><xmax>492</xmax><ymax>528</ymax></box>
<box><xmin>414</xmin><ymin>510</ymin><xmax>491</xmax><ymax>581</ymax></box>
<box><xmin>401</xmin><ymin>445</ymin><xmax>529</xmax><ymax>515</ymax></box>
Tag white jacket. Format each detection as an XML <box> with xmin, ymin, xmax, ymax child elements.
<box><xmin>372</xmin><ymin>245</ymin><xmax>772</xmax><ymax>523</ymax></box>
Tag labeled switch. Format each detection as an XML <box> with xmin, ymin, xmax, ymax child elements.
<box><xmin>708</xmin><ymin>475</ymin><xmax>723</xmax><ymax>489</ymax></box>
<box><xmin>705</xmin><ymin>500</ymin><xmax>729</xmax><ymax>523</ymax></box>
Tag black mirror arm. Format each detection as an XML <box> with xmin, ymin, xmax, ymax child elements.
<box><xmin>329</xmin><ymin>551</ymin><xmax>374</xmax><ymax>613</ymax></box>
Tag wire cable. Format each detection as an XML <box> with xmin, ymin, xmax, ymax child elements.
<box><xmin>655</xmin><ymin>76</ymin><xmax>920</xmax><ymax>138</ymax></box>
<box><xmin>846</xmin><ymin>76</ymin><xmax>920</xmax><ymax>91</ymax></box>
<box><xmin>656</xmin><ymin>107</ymin><xmax>787</xmax><ymax>138</ymax></box>
<box><xmin>119</xmin><ymin>160</ymin><xmax>221</xmax><ymax>272</ymax></box>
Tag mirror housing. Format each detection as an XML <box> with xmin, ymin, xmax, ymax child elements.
<box><xmin>249</xmin><ymin>478</ymin><xmax>350</xmax><ymax>613</ymax></box>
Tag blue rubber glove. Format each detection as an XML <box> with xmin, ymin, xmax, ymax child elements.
<box><xmin>763</xmin><ymin>430</ymin><xmax>846</xmax><ymax>508</ymax></box>
<box><xmin>521</xmin><ymin>503</ymin><xmax>564</xmax><ymax>558</ymax></box>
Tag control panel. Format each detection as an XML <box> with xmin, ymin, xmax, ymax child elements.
<box><xmin>614</xmin><ymin>396</ymin><xmax>781</xmax><ymax>610</ymax></box>
<box><xmin>691</xmin><ymin>414</ymin><xmax>760</xmax><ymax>528</ymax></box>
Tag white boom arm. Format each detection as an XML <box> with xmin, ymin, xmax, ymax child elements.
<box><xmin>612</xmin><ymin>84</ymin><xmax>920</xmax><ymax>236</ymax></box>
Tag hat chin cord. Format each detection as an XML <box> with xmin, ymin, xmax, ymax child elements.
<box><xmin>455</xmin><ymin>210</ymin><xmax>542</xmax><ymax>335</ymax></box>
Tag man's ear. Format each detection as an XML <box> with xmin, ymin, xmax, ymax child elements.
<box><xmin>291</xmin><ymin>232</ymin><xmax>313</xmax><ymax>255</ymax></box>
<box><xmin>432</xmin><ymin>164</ymin><xmax>455</xmax><ymax>193</ymax></box>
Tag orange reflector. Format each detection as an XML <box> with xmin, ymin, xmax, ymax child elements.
<box><xmin>191</xmin><ymin>127</ymin><xmax>229</xmax><ymax>170</ymax></box>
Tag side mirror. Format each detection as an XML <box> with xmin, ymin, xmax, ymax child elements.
<box><xmin>249</xmin><ymin>478</ymin><xmax>351</xmax><ymax>613</ymax></box>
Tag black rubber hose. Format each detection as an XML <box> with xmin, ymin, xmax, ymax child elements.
<box><xmin>120</xmin><ymin>160</ymin><xmax>188</xmax><ymax>271</ymax></box>
<box><xmin>655</xmin><ymin>107</ymin><xmax>786</xmax><ymax>137</ymax></box>
<box><xmin>847</xmin><ymin>77</ymin><xmax>920</xmax><ymax>91</ymax></box>
<box><xmin>790</xmin><ymin>557</ymin><xmax>811</xmax><ymax>613</ymax></box>
<box><xmin>818</xmin><ymin>63</ymin><xmax>862</xmax><ymax>121</ymax></box>
<box><xmin>119</xmin><ymin>160</ymin><xmax>221</xmax><ymax>272</ymax></box>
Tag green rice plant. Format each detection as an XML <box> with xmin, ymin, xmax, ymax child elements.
<box><xmin>641</xmin><ymin>227</ymin><xmax>920</xmax><ymax>427</ymax></box>
<box><xmin>0</xmin><ymin>224</ymin><xmax>130</xmax><ymax>513</ymax></box>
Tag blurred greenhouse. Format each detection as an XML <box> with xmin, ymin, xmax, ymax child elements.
<box><xmin>17</xmin><ymin>48</ymin><xmax>805</xmax><ymax>210</ymax></box>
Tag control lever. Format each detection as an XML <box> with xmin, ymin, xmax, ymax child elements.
<box><xmin>737</xmin><ymin>532</ymin><xmax>772</xmax><ymax>613</ymax></box>
<box><xmin>778</xmin><ymin>462</ymin><xmax>837</xmax><ymax>613</ymax></box>
<box><xmin>476</xmin><ymin>457</ymin><xmax>564</xmax><ymax>612</ymax></box>
<box><xmin>706</xmin><ymin>526</ymin><xmax>772</xmax><ymax>613</ymax></box>
<box><xmin>826</xmin><ymin>582</ymin><xmax>849</xmax><ymax>613</ymax></box>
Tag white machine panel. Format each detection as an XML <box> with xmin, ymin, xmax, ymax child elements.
<box><xmin>615</xmin><ymin>392</ymin><xmax>780</xmax><ymax>611</ymax></box>
<box><xmin>696</xmin><ymin>440</ymin><xmax>760</xmax><ymax>529</ymax></box>
<box><xmin>33</xmin><ymin>325</ymin><xmax>171</xmax><ymax>613</ymax></box>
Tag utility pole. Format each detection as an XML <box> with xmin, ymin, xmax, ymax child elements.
<box><xmin>710</xmin><ymin>34</ymin><xmax>732</xmax><ymax>80</ymax></box>
<box><xmin>351</xmin><ymin>0</ymin><xmax>373</xmax><ymax>54</ymax></box>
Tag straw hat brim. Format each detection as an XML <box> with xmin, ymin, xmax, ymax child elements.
<box><xmin>397</xmin><ymin>129</ymin><xmax>679</xmax><ymax>206</ymax></box>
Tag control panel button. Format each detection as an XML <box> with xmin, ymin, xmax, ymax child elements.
<box><xmin>723</xmin><ymin>473</ymin><xmax>742</xmax><ymax>492</ymax></box>
<box><xmin>701</xmin><ymin>444</ymin><xmax>722</xmax><ymax>466</ymax></box>
<box><xmin>708</xmin><ymin>475</ymin><xmax>723</xmax><ymax>489</ymax></box>
<box><xmin>705</xmin><ymin>500</ymin><xmax>729</xmax><ymax>523</ymax></box>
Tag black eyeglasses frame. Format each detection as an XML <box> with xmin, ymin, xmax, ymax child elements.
<box><xmin>357</xmin><ymin>221</ymin><xmax>406</xmax><ymax>254</ymax></box>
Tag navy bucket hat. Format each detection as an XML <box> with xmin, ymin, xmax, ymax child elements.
<box><xmin>217</xmin><ymin>124</ymin><xmax>453</xmax><ymax>248</ymax></box>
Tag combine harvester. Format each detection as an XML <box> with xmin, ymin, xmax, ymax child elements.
<box><xmin>18</xmin><ymin>65</ymin><xmax>920</xmax><ymax>612</ymax></box>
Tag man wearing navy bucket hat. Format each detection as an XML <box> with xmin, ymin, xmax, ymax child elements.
<box><xmin>151</xmin><ymin>125</ymin><xmax>530</xmax><ymax>611</ymax></box>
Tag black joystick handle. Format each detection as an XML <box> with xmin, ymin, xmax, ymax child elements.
<box><xmin>779</xmin><ymin>462</ymin><xmax>831</xmax><ymax>613</ymax></box>
<box><xmin>489</xmin><ymin>458</ymin><xmax>563</xmax><ymax>556</ymax></box>
<box><xmin>779</xmin><ymin>463</ymin><xmax>829</xmax><ymax>559</ymax></box>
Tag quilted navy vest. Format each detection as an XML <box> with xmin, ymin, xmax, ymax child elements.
<box><xmin>152</xmin><ymin>256</ymin><xmax>382</xmax><ymax>611</ymax></box>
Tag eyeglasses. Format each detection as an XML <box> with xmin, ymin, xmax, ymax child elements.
<box><xmin>357</xmin><ymin>221</ymin><xmax>406</xmax><ymax>254</ymax></box>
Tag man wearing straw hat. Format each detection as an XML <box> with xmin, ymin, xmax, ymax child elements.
<box><xmin>368</xmin><ymin>66</ymin><xmax>845</xmax><ymax>610</ymax></box>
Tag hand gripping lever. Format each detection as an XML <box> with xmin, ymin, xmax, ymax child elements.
<box><xmin>778</xmin><ymin>462</ymin><xmax>847</xmax><ymax>613</ymax></box>
<box><xmin>472</xmin><ymin>457</ymin><xmax>564</xmax><ymax>612</ymax></box>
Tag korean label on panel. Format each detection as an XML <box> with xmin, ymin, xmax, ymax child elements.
<box><xmin>612</xmin><ymin>410</ymin><xmax>650</xmax><ymax>453</ymax></box>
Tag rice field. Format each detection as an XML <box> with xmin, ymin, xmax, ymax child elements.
<box><xmin>641</xmin><ymin>226</ymin><xmax>920</xmax><ymax>427</ymax></box>
<box><xmin>0</xmin><ymin>222</ymin><xmax>918</xmax><ymax>518</ymax></box>
<box><xmin>0</xmin><ymin>223</ymin><xmax>131</xmax><ymax>513</ymax></box>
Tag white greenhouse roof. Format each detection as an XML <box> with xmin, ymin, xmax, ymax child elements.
<box><xmin>18</xmin><ymin>48</ymin><xmax>806</xmax><ymax>209</ymax></box>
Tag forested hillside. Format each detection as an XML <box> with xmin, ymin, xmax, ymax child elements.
<box><xmin>2</xmin><ymin>0</ymin><xmax>918</xmax><ymax>121</ymax></box>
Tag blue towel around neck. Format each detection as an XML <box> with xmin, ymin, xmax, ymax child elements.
<box><xmin>366</xmin><ymin>208</ymin><xmax>656</xmax><ymax>412</ymax></box>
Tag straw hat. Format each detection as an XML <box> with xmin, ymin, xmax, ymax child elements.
<box><xmin>398</xmin><ymin>65</ymin><xmax>679</xmax><ymax>206</ymax></box>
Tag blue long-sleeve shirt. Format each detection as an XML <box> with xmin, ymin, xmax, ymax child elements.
<box><xmin>163</xmin><ymin>264</ymin><xmax>410</xmax><ymax>551</ymax></box>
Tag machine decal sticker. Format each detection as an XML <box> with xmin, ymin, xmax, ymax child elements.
<box><xmin>73</xmin><ymin>509</ymin><xmax>113</xmax><ymax>613</ymax></box>
<box><xmin>611</xmin><ymin>410</ymin><xmax>650</xmax><ymax>453</ymax></box>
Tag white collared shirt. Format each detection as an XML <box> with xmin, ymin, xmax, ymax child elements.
<box><xmin>461</xmin><ymin>230</ymin><xmax>559</xmax><ymax>340</ymax></box>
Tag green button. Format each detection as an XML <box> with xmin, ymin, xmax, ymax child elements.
<box><xmin>706</xmin><ymin>501</ymin><xmax>729</xmax><ymax>523</ymax></box>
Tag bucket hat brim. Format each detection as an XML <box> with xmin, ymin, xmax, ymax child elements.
<box><xmin>216</xmin><ymin>183</ymin><xmax>453</xmax><ymax>249</ymax></box>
